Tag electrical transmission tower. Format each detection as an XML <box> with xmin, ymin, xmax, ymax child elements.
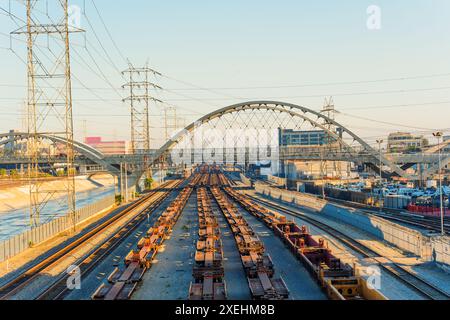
<box><xmin>11</xmin><ymin>0</ymin><xmax>83</xmax><ymax>229</ymax></box>
<box><xmin>163</xmin><ymin>106</ymin><xmax>179</xmax><ymax>142</ymax></box>
<box><xmin>320</xmin><ymin>96</ymin><xmax>344</xmax><ymax>179</ymax></box>
<box><xmin>122</xmin><ymin>63</ymin><xmax>162</xmax><ymax>154</ymax></box>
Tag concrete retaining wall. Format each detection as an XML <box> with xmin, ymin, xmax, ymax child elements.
<box><xmin>267</xmin><ymin>174</ymin><xmax>286</xmax><ymax>186</ymax></box>
<box><xmin>255</xmin><ymin>184</ymin><xmax>325</xmax><ymax>211</ymax></box>
<box><xmin>0</xmin><ymin>195</ymin><xmax>115</xmax><ymax>263</ymax></box>
<box><xmin>255</xmin><ymin>185</ymin><xmax>450</xmax><ymax>266</ymax></box>
<box><xmin>430</xmin><ymin>236</ymin><xmax>450</xmax><ymax>266</ymax></box>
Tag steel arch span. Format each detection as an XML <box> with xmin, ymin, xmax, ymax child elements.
<box><xmin>142</xmin><ymin>101</ymin><xmax>409</xmax><ymax>181</ymax></box>
<box><xmin>0</xmin><ymin>132</ymin><xmax>119</xmax><ymax>174</ymax></box>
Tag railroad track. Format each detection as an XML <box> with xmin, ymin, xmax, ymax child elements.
<box><xmin>37</xmin><ymin>185</ymin><xmax>179</xmax><ymax>300</ymax></box>
<box><xmin>253</xmin><ymin>179</ymin><xmax>450</xmax><ymax>235</ymax></box>
<box><xmin>246</xmin><ymin>195</ymin><xmax>450</xmax><ymax>301</ymax></box>
<box><xmin>368</xmin><ymin>211</ymin><xmax>450</xmax><ymax>234</ymax></box>
<box><xmin>0</xmin><ymin>180</ymin><xmax>181</xmax><ymax>300</ymax></box>
<box><xmin>324</xmin><ymin>196</ymin><xmax>450</xmax><ymax>235</ymax></box>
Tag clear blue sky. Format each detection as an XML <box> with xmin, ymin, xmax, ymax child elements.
<box><xmin>1</xmin><ymin>0</ymin><xmax>449</xmax><ymax>147</ymax></box>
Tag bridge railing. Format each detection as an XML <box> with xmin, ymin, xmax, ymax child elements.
<box><xmin>0</xmin><ymin>195</ymin><xmax>115</xmax><ymax>263</ymax></box>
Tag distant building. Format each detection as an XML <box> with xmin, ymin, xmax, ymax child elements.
<box><xmin>84</xmin><ymin>137</ymin><xmax>128</xmax><ymax>155</ymax></box>
<box><xmin>278</xmin><ymin>129</ymin><xmax>336</xmax><ymax>146</ymax></box>
<box><xmin>387</xmin><ymin>132</ymin><xmax>428</xmax><ymax>153</ymax></box>
<box><xmin>291</xmin><ymin>161</ymin><xmax>354</xmax><ymax>179</ymax></box>
<box><xmin>278</xmin><ymin>129</ymin><xmax>350</xmax><ymax>179</ymax></box>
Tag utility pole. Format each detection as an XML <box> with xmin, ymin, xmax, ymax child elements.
<box><xmin>12</xmin><ymin>0</ymin><xmax>83</xmax><ymax>229</ymax></box>
<box><xmin>122</xmin><ymin>63</ymin><xmax>162</xmax><ymax>155</ymax></box>
<box><xmin>433</xmin><ymin>132</ymin><xmax>444</xmax><ymax>235</ymax></box>
<box><xmin>320</xmin><ymin>147</ymin><xmax>326</xmax><ymax>200</ymax></box>
<box><xmin>376</xmin><ymin>139</ymin><xmax>384</xmax><ymax>212</ymax></box>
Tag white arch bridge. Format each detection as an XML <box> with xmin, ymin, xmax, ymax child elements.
<box><xmin>1</xmin><ymin>101</ymin><xmax>446</xmax><ymax>188</ymax></box>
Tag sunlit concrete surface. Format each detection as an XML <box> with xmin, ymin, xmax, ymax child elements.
<box><xmin>132</xmin><ymin>193</ymin><xmax>198</xmax><ymax>300</ymax></box>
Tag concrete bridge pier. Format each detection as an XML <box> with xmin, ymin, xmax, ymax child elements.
<box><xmin>117</xmin><ymin>174</ymin><xmax>139</xmax><ymax>203</ymax></box>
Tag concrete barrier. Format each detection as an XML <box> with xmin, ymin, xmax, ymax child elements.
<box><xmin>267</xmin><ymin>174</ymin><xmax>286</xmax><ymax>186</ymax></box>
<box><xmin>255</xmin><ymin>184</ymin><xmax>326</xmax><ymax>211</ymax></box>
<box><xmin>0</xmin><ymin>195</ymin><xmax>115</xmax><ymax>263</ymax></box>
<box><xmin>430</xmin><ymin>236</ymin><xmax>450</xmax><ymax>266</ymax></box>
<box><xmin>255</xmin><ymin>185</ymin><xmax>450</xmax><ymax>266</ymax></box>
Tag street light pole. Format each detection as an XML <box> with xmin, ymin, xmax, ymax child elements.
<box><xmin>120</xmin><ymin>162</ymin><xmax>124</xmax><ymax>202</ymax></box>
<box><xmin>376</xmin><ymin>139</ymin><xmax>384</xmax><ymax>212</ymax></box>
<box><xmin>124</xmin><ymin>162</ymin><xmax>129</xmax><ymax>203</ymax></box>
<box><xmin>320</xmin><ymin>147</ymin><xmax>325</xmax><ymax>200</ymax></box>
<box><xmin>285</xmin><ymin>161</ymin><xmax>288</xmax><ymax>190</ymax></box>
<box><xmin>433</xmin><ymin>132</ymin><xmax>444</xmax><ymax>236</ymax></box>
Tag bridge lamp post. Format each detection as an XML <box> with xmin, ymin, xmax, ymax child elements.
<box><xmin>376</xmin><ymin>139</ymin><xmax>384</xmax><ymax>212</ymax></box>
<box><xmin>433</xmin><ymin>131</ymin><xmax>444</xmax><ymax>236</ymax></box>
<box><xmin>120</xmin><ymin>162</ymin><xmax>124</xmax><ymax>202</ymax></box>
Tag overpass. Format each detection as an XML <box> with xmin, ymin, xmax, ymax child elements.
<box><xmin>0</xmin><ymin>101</ymin><xmax>447</xmax><ymax>186</ymax></box>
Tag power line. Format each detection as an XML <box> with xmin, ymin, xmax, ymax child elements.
<box><xmin>81</xmin><ymin>45</ymin><xmax>124</xmax><ymax>99</ymax></box>
<box><xmin>122</xmin><ymin>63</ymin><xmax>162</xmax><ymax>152</ymax></box>
<box><xmin>337</xmin><ymin>100</ymin><xmax>450</xmax><ymax>111</ymax></box>
<box><xmin>3</xmin><ymin>84</ymin><xmax>450</xmax><ymax>102</ymax></box>
<box><xmin>2</xmin><ymin>4</ymin><xmax>126</xmax><ymax>105</ymax></box>
<box><xmin>90</xmin><ymin>0</ymin><xmax>128</xmax><ymax>64</ymax></box>
<box><xmin>161</xmin><ymin>74</ymin><xmax>242</xmax><ymax>100</ymax></box>
<box><xmin>82</xmin><ymin>7</ymin><xmax>125</xmax><ymax>78</ymax></box>
<box><xmin>159</xmin><ymin>72</ymin><xmax>450</xmax><ymax>91</ymax></box>
<box><xmin>338</xmin><ymin>112</ymin><xmax>441</xmax><ymax>131</ymax></box>
<box><xmin>32</xmin><ymin>40</ymin><xmax>124</xmax><ymax>106</ymax></box>
<box><xmin>159</xmin><ymin>85</ymin><xmax>450</xmax><ymax>101</ymax></box>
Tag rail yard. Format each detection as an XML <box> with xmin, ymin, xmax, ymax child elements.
<box><xmin>0</xmin><ymin>165</ymin><xmax>448</xmax><ymax>302</ymax></box>
<box><xmin>0</xmin><ymin>3</ymin><xmax>449</xmax><ymax>320</ymax></box>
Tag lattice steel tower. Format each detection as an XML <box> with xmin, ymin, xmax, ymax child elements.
<box><xmin>122</xmin><ymin>63</ymin><xmax>162</xmax><ymax>154</ymax></box>
<box><xmin>163</xmin><ymin>106</ymin><xmax>179</xmax><ymax>142</ymax></box>
<box><xmin>321</xmin><ymin>96</ymin><xmax>342</xmax><ymax>178</ymax></box>
<box><xmin>12</xmin><ymin>0</ymin><xmax>83</xmax><ymax>228</ymax></box>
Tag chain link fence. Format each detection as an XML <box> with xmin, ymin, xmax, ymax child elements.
<box><xmin>0</xmin><ymin>195</ymin><xmax>115</xmax><ymax>263</ymax></box>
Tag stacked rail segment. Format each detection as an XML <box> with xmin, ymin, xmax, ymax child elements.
<box><xmin>210</xmin><ymin>184</ymin><xmax>289</xmax><ymax>300</ymax></box>
<box><xmin>92</xmin><ymin>182</ymin><xmax>194</xmax><ymax>300</ymax></box>
<box><xmin>219</xmin><ymin>173</ymin><xmax>385</xmax><ymax>300</ymax></box>
<box><xmin>189</xmin><ymin>186</ymin><xmax>227</xmax><ymax>300</ymax></box>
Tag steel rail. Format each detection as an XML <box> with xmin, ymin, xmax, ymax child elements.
<box><xmin>254</xmin><ymin>179</ymin><xmax>449</xmax><ymax>235</ymax></box>
<box><xmin>37</xmin><ymin>181</ymin><xmax>182</xmax><ymax>300</ymax></box>
<box><xmin>321</xmin><ymin>195</ymin><xmax>450</xmax><ymax>235</ymax></box>
<box><xmin>0</xmin><ymin>180</ymin><xmax>179</xmax><ymax>300</ymax></box>
<box><xmin>245</xmin><ymin>194</ymin><xmax>450</xmax><ymax>300</ymax></box>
